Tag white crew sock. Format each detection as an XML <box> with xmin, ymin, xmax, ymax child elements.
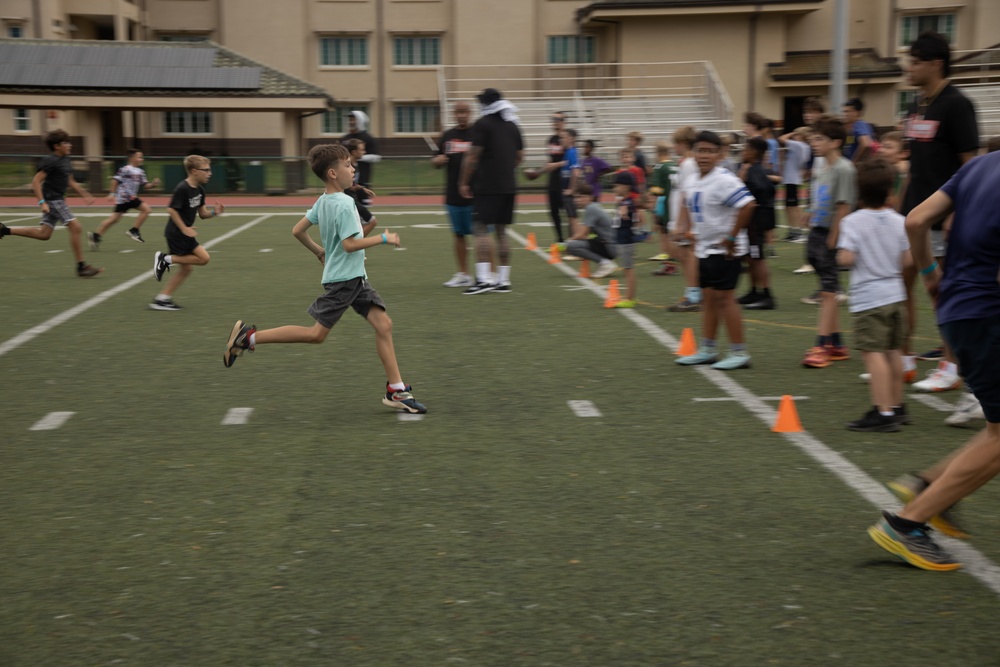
<box><xmin>903</xmin><ymin>355</ymin><xmax>916</xmax><ymax>371</ymax></box>
<box><xmin>476</xmin><ymin>262</ymin><xmax>493</xmax><ymax>284</ymax></box>
<box><xmin>164</xmin><ymin>255</ymin><xmax>173</xmax><ymax>265</ymax></box>
<box><xmin>389</xmin><ymin>382</ymin><xmax>406</xmax><ymax>391</ymax></box>
<box><xmin>249</xmin><ymin>333</ymin><xmax>256</xmax><ymax>347</ymax></box>
<box><xmin>942</xmin><ymin>361</ymin><xmax>958</xmax><ymax>376</ymax></box>
<box><xmin>498</xmin><ymin>265</ymin><xmax>511</xmax><ymax>284</ymax></box>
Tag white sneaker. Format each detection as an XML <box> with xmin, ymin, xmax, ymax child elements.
<box><xmin>443</xmin><ymin>272</ymin><xmax>473</xmax><ymax>288</ymax></box>
<box><xmin>944</xmin><ymin>392</ymin><xmax>985</xmax><ymax>427</ymax></box>
<box><xmin>913</xmin><ymin>364</ymin><xmax>962</xmax><ymax>393</ymax></box>
<box><xmin>592</xmin><ymin>260</ymin><xmax>617</xmax><ymax>279</ymax></box>
<box><xmin>793</xmin><ymin>264</ymin><xmax>815</xmax><ymax>275</ymax></box>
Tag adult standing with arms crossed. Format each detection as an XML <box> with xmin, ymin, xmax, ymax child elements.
<box><xmin>458</xmin><ymin>88</ymin><xmax>525</xmax><ymax>295</ymax></box>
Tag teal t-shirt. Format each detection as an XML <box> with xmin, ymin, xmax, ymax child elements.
<box><xmin>305</xmin><ymin>192</ymin><xmax>367</xmax><ymax>284</ymax></box>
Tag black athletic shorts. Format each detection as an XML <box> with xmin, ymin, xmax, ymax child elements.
<box><xmin>807</xmin><ymin>227</ymin><xmax>840</xmax><ymax>293</ymax></box>
<box><xmin>785</xmin><ymin>185</ymin><xmax>800</xmax><ymax>208</ymax></box>
<box><xmin>699</xmin><ymin>254</ymin><xmax>742</xmax><ymax>291</ymax></box>
<box><xmin>114</xmin><ymin>199</ymin><xmax>143</xmax><ymax>214</ymax></box>
<box><xmin>474</xmin><ymin>193</ymin><xmax>515</xmax><ymax>228</ymax></box>
<box><xmin>941</xmin><ymin>315</ymin><xmax>1000</xmax><ymax>423</ymax></box>
<box><xmin>166</xmin><ymin>229</ymin><xmax>200</xmax><ymax>256</ymax></box>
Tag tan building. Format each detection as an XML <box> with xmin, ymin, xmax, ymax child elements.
<box><xmin>1</xmin><ymin>0</ymin><xmax>998</xmax><ymax>160</ymax></box>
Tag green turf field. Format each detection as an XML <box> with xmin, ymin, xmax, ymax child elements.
<box><xmin>2</xmin><ymin>205</ymin><xmax>1000</xmax><ymax>666</ymax></box>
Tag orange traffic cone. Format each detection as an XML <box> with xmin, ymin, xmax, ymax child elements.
<box><xmin>772</xmin><ymin>395</ymin><xmax>804</xmax><ymax>433</ymax></box>
<box><xmin>675</xmin><ymin>327</ymin><xmax>697</xmax><ymax>356</ymax></box>
<box><xmin>526</xmin><ymin>232</ymin><xmax>538</xmax><ymax>251</ymax></box>
<box><xmin>603</xmin><ymin>279</ymin><xmax>621</xmax><ymax>308</ymax></box>
<box><xmin>548</xmin><ymin>244</ymin><xmax>562</xmax><ymax>264</ymax></box>
<box><xmin>579</xmin><ymin>259</ymin><xmax>591</xmax><ymax>278</ymax></box>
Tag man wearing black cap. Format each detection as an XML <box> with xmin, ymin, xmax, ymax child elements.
<box><xmin>458</xmin><ymin>88</ymin><xmax>525</xmax><ymax>295</ymax></box>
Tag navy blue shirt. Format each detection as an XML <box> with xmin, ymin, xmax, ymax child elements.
<box><xmin>937</xmin><ymin>152</ymin><xmax>1000</xmax><ymax>325</ymax></box>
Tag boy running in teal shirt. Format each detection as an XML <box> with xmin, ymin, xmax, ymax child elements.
<box><xmin>223</xmin><ymin>143</ymin><xmax>426</xmax><ymax>414</ymax></box>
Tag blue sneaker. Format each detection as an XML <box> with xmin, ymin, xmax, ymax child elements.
<box><xmin>382</xmin><ymin>384</ymin><xmax>428</xmax><ymax>414</ymax></box>
<box><xmin>675</xmin><ymin>349</ymin><xmax>719</xmax><ymax>366</ymax></box>
<box><xmin>711</xmin><ymin>352</ymin><xmax>752</xmax><ymax>370</ymax></box>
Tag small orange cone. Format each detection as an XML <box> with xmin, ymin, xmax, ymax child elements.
<box><xmin>548</xmin><ymin>244</ymin><xmax>562</xmax><ymax>264</ymax></box>
<box><xmin>772</xmin><ymin>395</ymin><xmax>804</xmax><ymax>433</ymax></box>
<box><xmin>526</xmin><ymin>232</ymin><xmax>538</xmax><ymax>251</ymax></box>
<box><xmin>579</xmin><ymin>259</ymin><xmax>591</xmax><ymax>278</ymax></box>
<box><xmin>603</xmin><ymin>279</ymin><xmax>621</xmax><ymax>308</ymax></box>
<box><xmin>675</xmin><ymin>327</ymin><xmax>697</xmax><ymax>356</ymax></box>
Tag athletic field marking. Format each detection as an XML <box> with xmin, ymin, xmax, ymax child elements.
<box><xmin>221</xmin><ymin>408</ymin><xmax>253</xmax><ymax>425</ymax></box>
<box><xmin>692</xmin><ymin>396</ymin><xmax>810</xmax><ymax>402</ymax></box>
<box><xmin>0</xmin><ymin>215</ymin><xmax>41</xmax><ymax>225</ymax></box>
<box><xmin>259</xmin><ymin>248</ymin><xmax>273</xmax><ymax>253</ymax></box>
<box><xmin>910</xmin><ymin>394</ymin><xmax>955</xmax><ymax>413</ymax></box>
<box><xmin>567</xmin><ymin>400</ymin><xmax>603</xmax><ymax>417</ymax></box>
<box><xmin>0</xmin><ymin>214</ymin><xmax>274</xmax><ymax>360</ymax></box>
<box><xmin>120</xmin><ymin>249</ymin><xmax>136</xmax><ymax>254</ymax></box>
<box><xmin>45</xmin><ymin>249</ymin><xmax>64</xmax><ymax>254</ymax></box>
<box><xmin>507</xmin><ymin>227</ymin><xmax>1000</xmax><ymax>597</ymax></box>
<box><xmin>397</xmin><ymin>412</ymin><xmax>425</xmax><ymax>422</ymax></box>
<box><xmin>29</xmin><ymin>411</ymin><xmax>75</xmax><ymax>431</ymax></box>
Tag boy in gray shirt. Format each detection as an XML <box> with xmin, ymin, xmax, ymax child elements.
<box><xmin>563</xmin><ymin>183</ymin><xmax>618</xmax><ymax>278</ymax></box>
<box><xmin>802</xmin><ymin>115</ymin><xmax>858</xmax><ymax>369</ymax></box>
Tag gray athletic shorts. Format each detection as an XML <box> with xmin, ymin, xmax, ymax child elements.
<box><xmin>40</xmin><ymin>199</ymin><xmax>76</xmax><ymax>227</ymax></box>
<box><xmin>307</xmin><ymin>276</ymin><xmax>386</xmax><ymax>329</ymax></box>
<box><xmin>617</xmin><ymin>243</ymin><xmax>636</xmax><ymax>269</ymax></box>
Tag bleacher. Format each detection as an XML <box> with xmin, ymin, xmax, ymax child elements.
<box><xmin>957</xmin><ymin>84</ymin><xmax>1000</xmax><ymax>140</ymax></box>
<box><xmin>440</xmin><ymin>61</ymin><xmax>733</xmax><ymax>161</ymax></box>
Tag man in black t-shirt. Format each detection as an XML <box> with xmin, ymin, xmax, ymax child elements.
<box><xmin>432</xmin><ymin>101</ymin><xmax>476</xmax><ymax>287</ymax></box>
<box><xmin>149</xmin><ymin>155</ymin><xmax>225</xmax><ymax>311</ymax></box>
<box><xmin>900</xmin><ymin>31</ymin><xmax>980</xmax><ymax>407</ymax></box>
<box><xmin>458</xmin><ymin>88</ymin><xmax>525</xmax><ymax>295</ymax></box>
<box><xmin>341</xmin><ymin>110</ymin><xmax>380</xmax><ymax>204</ymax></box>
<box><xmin>0</xmin><ymin>129</ymin><xmax>102</xmax><ymax>277</ymax></box>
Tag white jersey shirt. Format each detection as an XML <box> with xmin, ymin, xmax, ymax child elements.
<box><xmin>113</xmin><ymin>164</ymin><xmax>149</xmax><ymax>204</ymax></box>
<box><xmin>681</xmin><ymin>166</ymin><xmax>755</xmax><ymax>258</ymax></box>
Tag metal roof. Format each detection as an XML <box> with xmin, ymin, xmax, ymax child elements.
<box><xmin>0</xmin><ymin>38</ymin><xmax>330</xmax><ymax>100</ymax></box>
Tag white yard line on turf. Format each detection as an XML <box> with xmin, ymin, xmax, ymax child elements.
<box><xmin>221</xmin><ymin>408</ymin><xmax>254</xmax><ymax>425</ymax></box>
<box><xmin>507</xmin><ymin>227</ymin><xmax>1000</xmax><ymax>596</ymax></box>
<box><xmin>0</xmin><ymin>214</ymin><xmax>274</xmax><ymax>360</ymax></box>
<box><xmin>29</xmin><ymin>411</ymin><xmax>75</xmax><ymax>431</ymax></box>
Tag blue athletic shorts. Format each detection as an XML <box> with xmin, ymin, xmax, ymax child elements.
<box><xmin>446</xmin><ymin>205</ymin><xmax>473</xmax><ymax>236</ymax></box>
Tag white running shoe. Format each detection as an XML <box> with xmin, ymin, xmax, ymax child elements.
<box><xmin>913</xmin><ymin>363</ymin><xmax>962</xmax><ymax>393</ymax></box>
<box><xmin>443</xmin><ymin>272</ymin><xmax>473</xmax><ymax>288</ymax></box>
<box><xmin>944</xmin><ymin>392</ymin><xmax>985</xmax><ymax>427</ymax></box>
<box><xmin>793</xmin><ymin>264</ymin><xmax>815</xmax><ymax>275</ymax></box>
<box><xmin>592</xmin><ymin>260</ymin><xmax>618</xmax><ymax>279</ymax></box>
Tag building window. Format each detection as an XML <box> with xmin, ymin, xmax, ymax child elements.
<box><xmin>13</xmin><ymin>109</ymin><xmax>30</xmax><ymax>132</ymax></box>
<box><xmin>320</xmin><ymin>36</ymin><xmax>368</xmax><ymax>67</ymax></box>
<box><xmin>7</xmin><ymin>25</ymin><xmax>24</xmax><ymax>38</ymax></box>
<box><xmin>163</xmin><ymin>111</ymin><xmax>213</xmax><ymax>134</ymax></box>
<box><xmin>393</xmin><ymin>37</ymin><xmax>440</xmax><ymax>66</ymax></box>
<box><xmin>322</xmin><ymin>105</ymin><xmax>369</xmax><ymax>135</ymax></box>
<box><xmin>897</xmin><ymin>91</ymin><xmax>919</xmax><ymax>118</ymax></box>
<box><xmin>547</xmin><ymin>35</ymin><xmax>595</xmax><ymax>64</ymax></box>
<box><xmin>900</xmin><ymin>14</ymin><xmax>955</xmax><ymax>47</ymax></box>
<box><xmin>394</xmin><ymin>105</ymin><xmax>439</xmax><ymax>133</ymax></box>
